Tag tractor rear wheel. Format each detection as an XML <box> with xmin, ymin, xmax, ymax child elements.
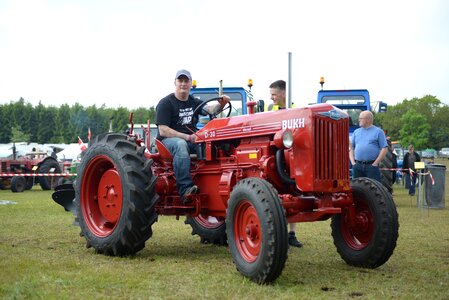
<box><xmin>331</xmin><ymin>177</ymin><xmax>399</xmax><ymax>268</ymax></box>
<box><xmin>38</xmin><ymin>158</ymin><xmax>61</xmax><ymax>190</ymax></box>
<box><xmin>226</xmin><ymin>177</ymin><xmax>288</xmax><ymax>284</ymax></box>
<box><xmin>185</xmin><ymin>215</ymin><xmax>227</xmax><ymax>245</ymax></box>
<box><xmin>11</xmin><ymin>176</ymin><xmax>26</xmax><ymax>193</ymax></box>
<box><xmin>75</xmin><ymin>133</ymin><xmax>159</xmax><ymax>256</ymax></box>
<box><xmin>379</xmin><ymin>146</ymin><xmax>395</xmax><ymax>193</ymax></box>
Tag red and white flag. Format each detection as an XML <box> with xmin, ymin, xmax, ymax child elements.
<box><xmin>88</xmin><ymin>128</ymin><xmax>91</xmax><ymax>141</ymax></box>
<box><xmin>78</xmin><ymin>136</ymin><xmax>87</xmax><ymax>152</ymax></box>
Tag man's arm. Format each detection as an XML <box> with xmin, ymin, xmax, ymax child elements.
<box><xmin>204</xmin><ymin>95</ymin><xmax>230</xmax><ymax>115</ymax></box>
<box><xmin>349</xmin><ymin>141</ymin><xmax>356</xmax><ymax>165</ymax></box>
<box><xmin>158</xmin><ymin>125</ymin><xmax>195</xmax><ymax>142</ymax></box>
<box><xmin>373</xmin><ymin>147</ymin><xmax>388</xmax><ymax>166</ymax></box>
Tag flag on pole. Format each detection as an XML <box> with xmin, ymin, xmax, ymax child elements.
<box><xmin>78</xmin><ymin>136</ymin><xmax>87</xmax><ymax>151</ymax></box>
<box><xmin>88</xmin><ymin>128</ymin><xmax>91</xmax><ymax>141</ymax></box>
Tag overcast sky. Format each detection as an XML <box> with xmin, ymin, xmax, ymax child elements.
<box><xmin>1</xmin><ymin>0</ymin><xmax>448</xmax><ymax>109</ymax></box>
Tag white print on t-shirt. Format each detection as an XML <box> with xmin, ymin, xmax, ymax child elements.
<box><xmin>179</xmin><ymin>107</ymin><xmax>194</xmax><ymax>125</ymax></box>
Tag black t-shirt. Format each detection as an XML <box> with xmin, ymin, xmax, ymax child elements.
<box><xmin>156</xmin><ymin>93</ymin><xmax>203</xmax><ymax>140</ymax></box>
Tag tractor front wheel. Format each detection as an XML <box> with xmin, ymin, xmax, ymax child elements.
<box><xmin>226</xmin><ymin>177</ymin><xmax>288</xmax><ymax>284</ymax></box>
<box><xmin>185</xmin><ymin>215</ymin><xmax>227</xmax><ymax>245</ymax></box>
<box><xmin>75</xmin><ymin>133</ymin><xmax>159</xmax><ymax>256</ymax></box>
<box><xmin>331</xmin><ymin>177</ymin><xmax>399</xmax><ymax>268</ymax></box>
<box><xmin>11</xmin><ymin>176</ymin><xmax>26</xmax><ymax>193</ymax></box>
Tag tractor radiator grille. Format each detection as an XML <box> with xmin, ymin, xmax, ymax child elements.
<box><xmin>314</xmin><ymin>116</ymin><xmax>349</xmax><ymax>181</ymax></box>
<box><xmin>1</xmin><ymin>162</ymin><xmax>6</xmax><ymax>173</ymax></box>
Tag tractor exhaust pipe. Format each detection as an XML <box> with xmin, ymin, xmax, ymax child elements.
<box><xmin>12</xmin><ymin>142</ymin><xmax>16</xmax><ymax>160</ymax></box>
<box><xmin>276</xmin><ymin>149</ymin><xmax>295</xmax><ymax>185</ymax></box>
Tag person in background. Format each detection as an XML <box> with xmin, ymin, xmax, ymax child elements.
<box><xmin>349</xmin><ymin>111</ymin><xmax>388</xmax><ymax>182</ymax></box>
<box><xmin>156</xmin><ymin>69</ymin><xmax>229</xmax><ymax>204</ymax></box>
<box><xmin>268</xmin><ymin>79</ymin><xmax>303</xmax><ymax>248</ymax></box>
<box><xmin>386</xmin><ymin>136</ymin><xmax>398</xmax><ymax>185</ymax></box>
<box><xmin>402</xmin><ymin>144</ymin><xmax>421</xmax><ymax>196</ymax></box>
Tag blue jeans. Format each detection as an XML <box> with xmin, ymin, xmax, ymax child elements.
<box><xmin>406</xmin><ymin>173</ymin><xmax>417</xmax><ymax>195</ymax></box>
<box><xmin>353</xmin><ymin>162</ymin><xmax>382</xmax><ymax>183</ymax></box>
<box><xmin>161</xmin><ymin>137</ymin><xmax>197</xmax><ymax>196</ymax></box>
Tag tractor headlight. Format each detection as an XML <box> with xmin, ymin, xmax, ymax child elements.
<box><xmin>274</xmin><ymin>130</ymin><xmax>294</xmax><ymax>149</ymax></box>
<box><xmin>282</xmin><ymin>131</ymin><xmax>293</xmax><ymax>148</ymax></box>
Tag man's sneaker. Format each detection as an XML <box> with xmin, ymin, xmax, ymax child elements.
<box><xmin>288</xmin><ymin>231</ymin><xmax>303</xmax><ymax>248</ymax></box>
<box><xmin>182</xmin><ymin>185</ymin><xmax>198</xmax><ymax>204</ymax></box>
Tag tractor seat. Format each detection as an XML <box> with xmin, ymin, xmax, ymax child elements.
<box><xmin>155</xmin><ymin>139</ymin><xmax>173</xmax><ymax>159</ymax></box>
<box><xmin>154</xmin><ymin>139</ymin><xmax>197</xmax><ymax>160</ymax></box>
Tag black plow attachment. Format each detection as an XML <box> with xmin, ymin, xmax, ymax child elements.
<box><xmin>52</xmin><ymin>183</ymin><xmax>78</xmax><ymax>225</ymax></box>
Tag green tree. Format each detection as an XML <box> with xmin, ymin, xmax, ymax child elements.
<box><xmin>376</xmin><ymin>105</ymin><xmax>404</xmax><ymax>141</ymax></box>
<box><xmin>399</xmin><ymin>109</ymin><xmax>430</xmax><ymax>149</ymax></box>
<box><xmin>0</xmin><ymin>104</ymin><xmax>12</xmax><ymax>143</ymax></box>
<box><xmin>111</xmin><ymin>107</ymin><xmax>130</xmax><ymax>133</ymax></box>
<box><xmin>55</xmin><ymin>104</ymin><xmax>73</xmax><ymax>143</ymax></box>
<box><xmin>85</xmin><ymin>104</ymin><xmax>110</xmax><ymax>141</ymax></box>
<box><xmin>70</xmin><ymin>103</ymin><xmax>88</xmax><ymax>143</ymax></box>
<box><xmin>35</xmin><ymin>104</ymin><xmax>57</xmax><ymax>144</ymax></box>
<box><xmin>432</xmin><ymin>105</ymin><xmax>449</xmax><ymax>149</ymax></box>
<box><xmin>10</xmin><ymin>125</ymin><xmax>30</xmax><ymax>143</ymax></box>
<box><xmin>132</xmin><ymin>106</ymin><xmax>156</xmax><ymax>124</ymax></box>
<box><xmin>10</xmin><ymin>98</ymin><xmax>32</xmax><ymax>131</ymax></box>
<box><xmin>27</xmin><ymin>101</ymin><xmax>39</xmax><ymax>142</ymax></box>
<box><xmin>378</xmin><ymin>95</ymin><xmax>449</xmax><ymax>149</ymax></box>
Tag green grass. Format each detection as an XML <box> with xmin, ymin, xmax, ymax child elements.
<box><xmin>1</xmin><ymin>161</ymin><xmax>448</xmax><ymax>299</ymax></box>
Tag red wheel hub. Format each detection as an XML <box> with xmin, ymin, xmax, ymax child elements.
<box><xmin>81</xmin><ymin>155</ymin><xmax>123</xmax><ymax>237</ymax></box>
<box><xmin>98</xmin><ymin>169</ymin><xmax>122</xmax><ymax>223</ymax></box>
<box><xmin>342</xmin><ymin>201</ymin><xmax>373</xmax><ymax>250</ymax></box>
<box><xmin>233</xmin><ymin>200</ymin><xmax>261</xmax><ymax>262</ymax></box>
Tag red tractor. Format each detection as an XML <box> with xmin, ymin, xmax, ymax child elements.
<box><xmin>54</xmin><ymin>99</ymin><xmax>398</xmax><ymax>284</ymax></box>
<box><xmin>0</xmin><ymin>147</ymin><xmax>61</xmax><ymax>192</ymax></box>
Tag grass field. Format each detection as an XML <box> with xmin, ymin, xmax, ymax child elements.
<box><xmin>1</xmin><ymin>161</ymin><xmax>448</xmax><ymax>299</ymax></box>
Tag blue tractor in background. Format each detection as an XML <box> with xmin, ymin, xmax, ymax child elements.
<box><xmin>190</xmin><ymin>80</ymin><xmax>255</xmax><ymax>118</ymax></box>
<box><xmin>190</xmin><ymin>79</ymin><xmax>262</xmax><ymax>128</ymax></box>
<box><xmin>316</xmin><ymin>85</ymin><xmax>387</xmax><ymax>138</ymax></box>
<box><xmin>316</xmin><ymin>77</ymin><xmax>395</xmax><ymax>192</ymax></box>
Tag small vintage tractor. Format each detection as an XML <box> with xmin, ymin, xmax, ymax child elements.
<box><xmin>0</xmin><ymin>147</ymin><xmax>62</xmax><ymax>192</ymax></box>
<box><xmin>55</xmin><ymin>100</ymin><xmax>399</xmax><ymax>284</ymax></box>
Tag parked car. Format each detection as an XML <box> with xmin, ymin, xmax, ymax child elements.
<box><xmin>421</xmin><ymin>149</ymin><xmax>437</xmax><ymax>159</ymax></box>
<box><xmin>438</xmin><ymin>147</ymin><xmax>449</xmax><ymax>159</ymax></box>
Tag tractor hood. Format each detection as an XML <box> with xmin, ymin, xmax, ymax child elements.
<box><xmin>195</xmin><ymin>103</ymin><xmax>347</xmax><ymax>142</ymax></box>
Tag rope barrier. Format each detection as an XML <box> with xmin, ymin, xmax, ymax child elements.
<box><xmin>378</xmin><ymin>168</ymin><xmax>435</xmax><ymax>185</ymax></box>
<box><xmin>0</xmin><ymin>173</ymin><xmax>76</xmax><ymax>177</ymax></box>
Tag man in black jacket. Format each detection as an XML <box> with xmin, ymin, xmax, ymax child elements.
<box><xmin>402</xmin><ymin>144</ymin><xmax>421</xmax><ymax>196</ymax></box>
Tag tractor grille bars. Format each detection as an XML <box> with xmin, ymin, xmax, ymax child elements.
<box><xmin>314</xmin><ymin>116</ymin><xmax>349</xmax><ymax>182</ymax></box>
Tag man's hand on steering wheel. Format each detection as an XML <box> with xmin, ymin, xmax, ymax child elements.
<box><xmin>217</xmin><ymin>95</ymin><xmax>230</xmax><ymax>107</ymax></box>
<box><xmin>192</xmin><ymin>96</ymin><xmax>233</xmax><ymax>123</ymax></box>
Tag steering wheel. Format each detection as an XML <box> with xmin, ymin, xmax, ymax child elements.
<box><xmin>192</xmin><ymin>97</ymin><xmax>233</xmax><ymax>122</ymax></box>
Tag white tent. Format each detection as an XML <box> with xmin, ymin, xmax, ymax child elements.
<box><xmin>56</xmin><ymin>144</ymin><xmax>82</xmax><ymax>161</ymax></box>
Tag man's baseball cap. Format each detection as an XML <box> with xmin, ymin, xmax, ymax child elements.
<box><xmin>175</xmin><ymin>69</ymin><xmax>192</xmax><ymax>81</ymax></box>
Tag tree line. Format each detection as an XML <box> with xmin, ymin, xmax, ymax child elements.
<box><xmin>375</xmin><ymin>95</ymin><xmax>449</xmax><ymax>150</ymax></box>
<box><xmin>1</xmin><ymin>95</ymin><xmax>448</xmax><ymax>150</ymax></box>
<box><xmin>0</xmin><ymin>98</ymin><xmax>156</xmax><ymax>144</ymax></box>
